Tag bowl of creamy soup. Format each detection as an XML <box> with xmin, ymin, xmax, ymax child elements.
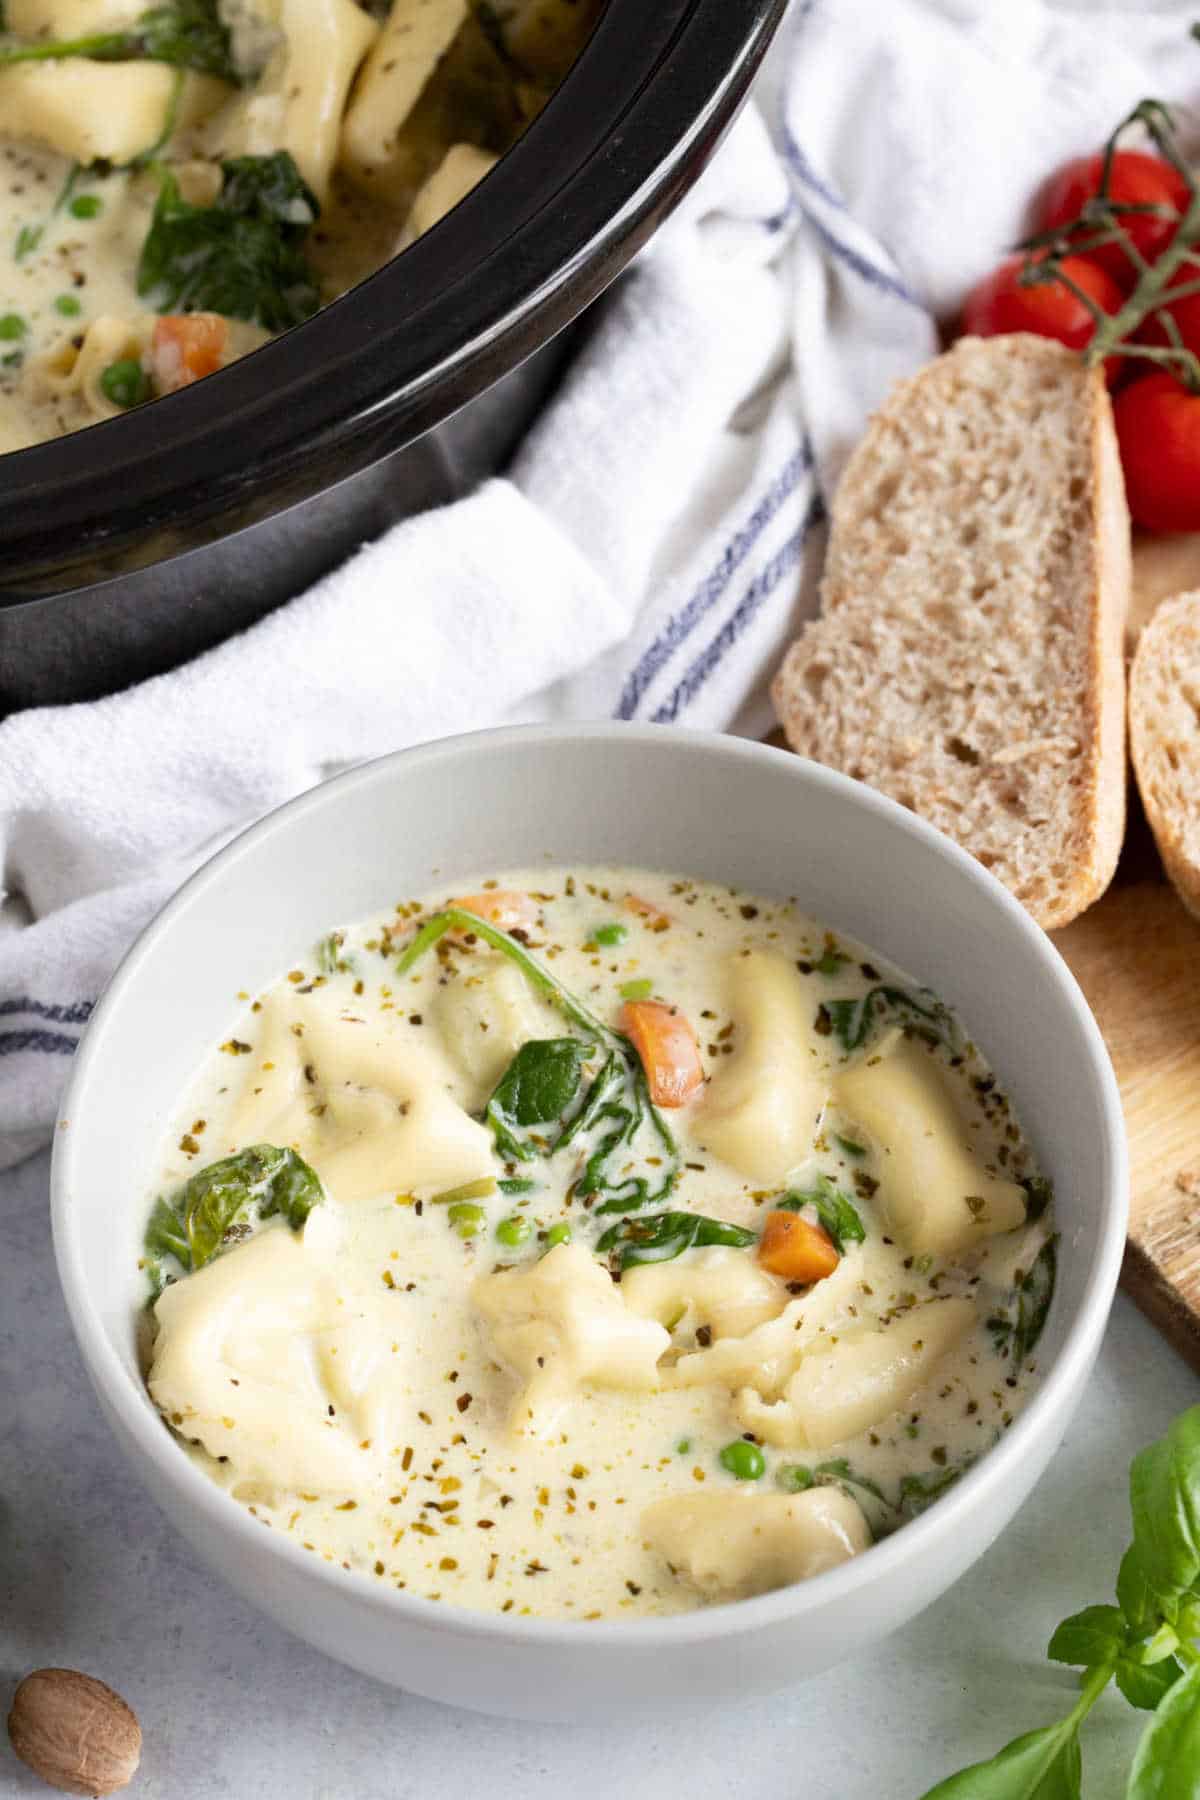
<box><xmin>51</xmin><ymin>725</ymin><xmax>1127</xmax><ymax>1720</ymax></box>
<box><xmin>0</xmin><ymin>0</ymin><xmax>788</xmax><ymax>713</ymax></box>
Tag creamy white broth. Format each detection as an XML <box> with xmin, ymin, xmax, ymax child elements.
<box><xmin>139</xmin><ymin>867</ymin><xmax>1056</xmax><ymax>1620</ymax></box>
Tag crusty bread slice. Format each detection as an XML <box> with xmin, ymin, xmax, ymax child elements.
<box><xmin>1130</xmin><ymin>589</ymin><xmax>1200</xmax><ymax>921</ymax></box>
<box><xmin>772</xmin><ymin>333</ymin><xmax>1131</xmax><ymax>930</ymax></box>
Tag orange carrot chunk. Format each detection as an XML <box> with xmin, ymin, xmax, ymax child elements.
<box><xmin>757</xmin><ymin>1211</ymin><xmax>840</xmax><ymax>1284</ymax></box>
<box><xmin>621</xmin><ymin>998</ymin><xmax>704</xmax><ymax>1107</ymax></box>
<box><xmin>451</xmin><ymin>891</ymin><xmax>540</xmax><ymax>936</ymax></box>
<box><xmin>150</xmin><ymin>313</ymin><xmax>229</xmax><ymax>392</ymax></box>
<box><xmin>623</xmin><ymin>892</ymin><xmax>672</xmax><ymax>931</ymax></box>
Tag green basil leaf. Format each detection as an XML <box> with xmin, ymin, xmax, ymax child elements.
<box><xmin>1116</xmin><ymin>1655</ymin><xmax>1185</xmax><ymax>1713</ymax></box>
<box><xmin>138</xmin><ymin>152</ymin><xmax>319</xmax><ymax>330</ymax></box>
<box><xmin>596</xmin><ymin>1210</ymin><xmax>755</xmax><ymax>1269</ymax></box>
<box><xmin>1119</xmin><ymin>1546</ymin><xmax>1162</xmax><ymax>1638</ymax></box>
<box><xmin>1047</xmin><ymin>1604</ymin><xmax>1127</xmax><ymax>1669</ymax></box>
<box><xmin>779</xmin><ymin>1174</ymin><xmax>865</xmax><ymax>1253</ymax></box>
<box><xmin>1126</xmin><ymin>1658</ymin><xmax>1200</xmax><ymax>1798</ymax></box>
<box><xmin>824</xmin><ymin>984</ymin><xmax>959</xmax><ymax>1056</ymax></box>
<box><xmin>918</xmin><ymin>1721</ymin><xmax>1082</xmax><ymax>1800</ymax></box>
<box><xmin>1129</xmin><ymin>1408</ymin><xmax>1200</xmax><ymax>1617</ymax></box>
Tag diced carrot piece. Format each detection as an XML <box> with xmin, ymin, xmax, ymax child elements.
<box><xmin>624</xmin><ymin>892</ymin><xmax>672</xmax><ymax>931</ymax></box>
<box><xmin>451</xmin><ymin>890</ymin><xmax>539</xmax><ymax>937</ymax></box>
<box><xmin>150</xmin><ymin>313</ymin><xmax>229</xmax><ymax>393</ymax></box>
<box><xmin>621</xmin><ymin>998</ymin><xmax>704</xmax><ymax>1107</ymax></box>
<box><xmin>757</xmin><ymin>1211</ymin><xmax>839</xmax><ymax>1283</ymax></box>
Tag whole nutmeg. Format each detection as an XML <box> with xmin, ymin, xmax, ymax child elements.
<box><xmin>7</xmin><ymin>1669</ymin><xmax>141</xmax><ymax>1796</ymax></box>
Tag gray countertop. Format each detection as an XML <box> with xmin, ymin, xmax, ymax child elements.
<box><xmin>2</xmin><ymin>1144</ymin><xmax>1197</xmax><ymax>1800</ymax></box>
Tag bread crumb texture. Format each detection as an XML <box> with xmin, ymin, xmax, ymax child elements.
<box><xmin>772</xmin><ymin>334</ymin><xmax>1129</xmax><ymax>930</ymax></box>
<box><xmin>1131</xmin><ymin>589</ymin><xmax>1200</xmax><ymax>921</ymax></box>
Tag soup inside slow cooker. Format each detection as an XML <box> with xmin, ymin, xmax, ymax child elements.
<box><xmin>0</xmin><ymin>0</ymin><xmax>599</xmax><ymax>453</ymax></box>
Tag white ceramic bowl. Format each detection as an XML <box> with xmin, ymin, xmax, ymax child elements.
<box><xmin>51</xmin><ymin>726</ymin><xmax>1127</xmax><ymax>1722</ymax></box>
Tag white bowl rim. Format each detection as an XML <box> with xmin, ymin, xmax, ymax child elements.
<box><xmin>51</xmin><ymin>722</ymin><xmax>1129</xmax><ymax>1651</ymax></box>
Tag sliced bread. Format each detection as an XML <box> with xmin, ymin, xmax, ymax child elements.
<box><xmin>1130</xmin><ymin>589</ymin><xmax>1200</xmax><ymax>921</ymax></box>
<box><xmin>772</xmin><ymin>333</ymin><xmax>1130</xmax><ymax>931</ymax></box>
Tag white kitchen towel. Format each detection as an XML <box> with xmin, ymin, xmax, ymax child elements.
<box><xmin>1</xmin><ymin>0</ymin><xmax>1196</xmax><ymax>1166</ymax></box>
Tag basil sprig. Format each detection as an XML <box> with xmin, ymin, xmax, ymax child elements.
<box><xmin>778</xmin><ymin>1174</ymin><xmax>865</xmax><ymax>1253</ymax></box>
<box><xmin>596</xmin><ymin>1210</ymin><xmax>755</xmax><ymax>1269</ymax></box>
<box><xmin>145</xmin><ymin>1143</ymin><xmax>323</xmax><ymax>1284</ymax></box>
<box><xmin>917</xmin><ymin>1406</ymin><xmax>1200</xmax><ymax>1799</ymax></box>
<box><xmin>397</xmin><ymin>908</ymin><xmax>680</xmax><ymax>1213</ymax></box>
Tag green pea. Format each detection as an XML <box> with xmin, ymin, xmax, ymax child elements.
<box><xmin>0</xmin><ymin>313</ymin><xmax>27</xmax><ymax>341</ymax></box>
<box><xmin>593</xmin><ymin>922</ymin><xmax>628</xmax><ymax>947</ymax></box>
<box><xmin>447</xmin><ymin>1201</ymin><xmax>486</xmax><ymax>1239</ymax></box>
<box><xmin>719</xmin><ymin>1440</ymin><xmax>765</xmax><ymax>1481</ymax></box>
<box><xmin>619</xmin><ymin>978</ymin><xmax>653</xmax><ymax>1002</ymax></box>
<box><xmin>675</xmin><ymin>1437</ymin><xmax>691</xmax><ymax>1455</ymax></box>
<box><xmin>69</xmin><ymin>194</ymin><xmax>102</xmax><ymax>220</ymax></box>
<box><xmin>544</xmin><ymin>1221</ymin><xmax>571</xmax><ymax>1249</ymax></box>
<box><xmin>54</xmin><ymin>294</ymin><xmax>82</xmax><ymax>317</ymax></box>
<box><xmin>99</xmin><ymin>359</ymin><xmax>151</xmax><ymax>410</ymax></box>
<box><xmin>776</xmin><ymin>1463</ymin><xmax>814</xmax><ymax>1493</ymax></box>
<box><xmin>496</xmin><ymin>1214</ymin><xmax>532</xmax><ymax>1249</ymax></box>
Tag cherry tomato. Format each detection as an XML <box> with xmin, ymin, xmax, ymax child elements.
<box><xmin>961</xmin><ymin>254</ymin><xmax>1125</xmax><ymax>386</ymax></box>
<box><xmin>1037</xmin><ymin>150</ymin><xmax>1190</xmax><ymax>287</ymax></box>
<box><xmin>1113</xmin><ymin>372</ymin><xmax>1200</xmax><ymax>532</ymax></box>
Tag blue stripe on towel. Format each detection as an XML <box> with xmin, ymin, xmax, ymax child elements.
<box><xmin>0</xmin><ymin>997</ymin><xmax>93</xmax><ymax>1024</ymax></box>
<box><xmin>0</xmin><ymin>1027</ymin><xmax>80</xmax><ymax>1056</ymax></box>
<box><xmin>650</xmin><ymin>490</ymin><xmax>825</xmax><ymax>725</ymax></box>
<box><xmin>615</xmin><ymin>444</ymin><xmax>812</xmax><ymax>722</ymax></box>
<box><xmin>776</xmin><ymin>116</ymin><xmax>924</xmax><ymax>310</ymax></box>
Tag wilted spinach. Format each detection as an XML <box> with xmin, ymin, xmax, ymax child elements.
<box><xmin>821</xmin><ymin>984</ymin><xmax>959</xmax><ymax>1055</ymax></box>
<box><xmin>986</xmin><ymin>1238</ymin><xmax>1058</xmax><ymax>1370</ymax></box>
<box><xmin>137</xmin><ymin>152</ymin><xmax>320</xmax><ymax>329</ymax></box>
<box><xmin>0</xmin><ymin>0</ymin><xmax>237</xmax><ymax>78</ymax></box>
<box><xmin>144</xmin><ymin>1142</ymin><xmax>323</xmax><ymax>1285</ymax></box>
<box><xmin>596</xmin><ymin>1210</ymin><xmax>755</xmax><ymax>1269</ymax></box>
<box><xmin>778</xmin><ymin>1174</ymin><xmax>866</xmax><ymax>1253</ymax></box>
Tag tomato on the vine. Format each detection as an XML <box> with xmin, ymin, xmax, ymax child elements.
<box><xmin>1113</xmin><ymin>372</ymin><xmax>1200</xmax><ymax>532</ymax></box>
<box><xmin>1135</xmin><ymin>262</ymin><xmax>1200</xmax><ymax>362</ymax></box>
<box><xmin>961</xmin><ymin>254</ymin><xmax>1125</xmax><ymax>386</ymax></box>
<box><xmin>1036</xmin><ymin>150</ymin><xmax>1190</xmax><ymax>286</ymax></box>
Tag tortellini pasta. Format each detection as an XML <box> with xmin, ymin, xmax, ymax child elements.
<box><xmin>435</xmin><ymin>951</ymin><xmax>557</xmax><ymax>1111</ymax></box>
<box><xmin>148</xmin><ymin>1216</ymin><xmax>392</xmax><ymax>1497</ymax></box>
<box><xmin>834</xmin><ymin>1041</ymin><xmax>1026</xmax><ymax>1257</ymax></box>
<box><xmin>696</xmin><ymin>951</ymin><xmax>830</xmax><ymax>1184</ymax></box>
<box><xmin>621</xmin><ymin>1245</ymin><xmax>788</xmax><ymax>1343</ymax></box>
<box><xmin>641</xmin><ymin>1488</ymin><xmax>871</xmax><ymax>1600</ymax></box>
<box><xmin>472</xmin><ymin>1242</ymin><xmax>670</xmax><ymax>1437</ymax></box>
<box><xmin>225</xmin><ymin>987</ymin><xmax>495</xmax><ymax>1200</ymax></box>
<box><xmin>0</xmin><ymin>63</ymin><xmax>229</xmax><ymax>163</ymax></box>
<box><xmin>733</xmin><ymin>1298</ymin><xmax>977</xmax><ymax>1450</ymax></box>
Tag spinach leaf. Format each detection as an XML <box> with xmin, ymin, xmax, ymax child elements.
<box><xmin>897</xmin><ymin>1462</ymin><xmax>972</xmax><ymax>1521</ymax></box>
<box><xmin>920</xmin><ymin>1719</ymin><xmax>1084</xmax><ymax>1799</ymax></box>
<box><xmin>989</xmin><ymin>1239</ymin><xmax>1058</xmax><ymax>1370</ymax></box>
<box><xmin>1126</xmin><ymin>1660</ymin><xmax>1200</xmax><ymax>1799</ymax></box>
<box><xmin>1128</xmin><ymin>1409</ymin><xmax>1200</xmax><ymax>1619</ymax></box>
<box><xmin>813</xmin><ymin>1457</ymin><xmax>888</xmax><ymax>1507</ymax></box>
<box><xmin>1021</xmin><ymin>1174</ymin><xmax>1054</xmax><ymax>1222</ymax></box>
<box><xmin>485</xmin><ymin>1038</ymin><xmax>587</xmax><ymax>1160</ymax></box>
<box><xmin>0</xmin><ymin>0</ymin><xmax>237</xmax><ymax>78</ymax></box>
<box><xmin>396</xmin><ymin>907</ymin><xmax>681</xmax><ymax>1213</ymax></box>
<box><xmin>596</xmin><ymin>1210</ymin><xmax>755</xmax><ymax>1269</ymax></box>
<box><xmin>822</xmin><ymin>984</ymin><xmax>959</xmax><ymax>1055</ymax></box>
<box><xmin>144</xmin><ymin>1143</ymin><xmax>323</xmax><ymax>1277</ymax></box>
<box><xmin>137</xmin><ymin>153</ymin><xmax>320</xmax><ymax>330</ymax></box>
<box><xmin>778</xmin><ymin>1174</ymin><xmax>866</xmax><ymax>1253</ymax></box>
